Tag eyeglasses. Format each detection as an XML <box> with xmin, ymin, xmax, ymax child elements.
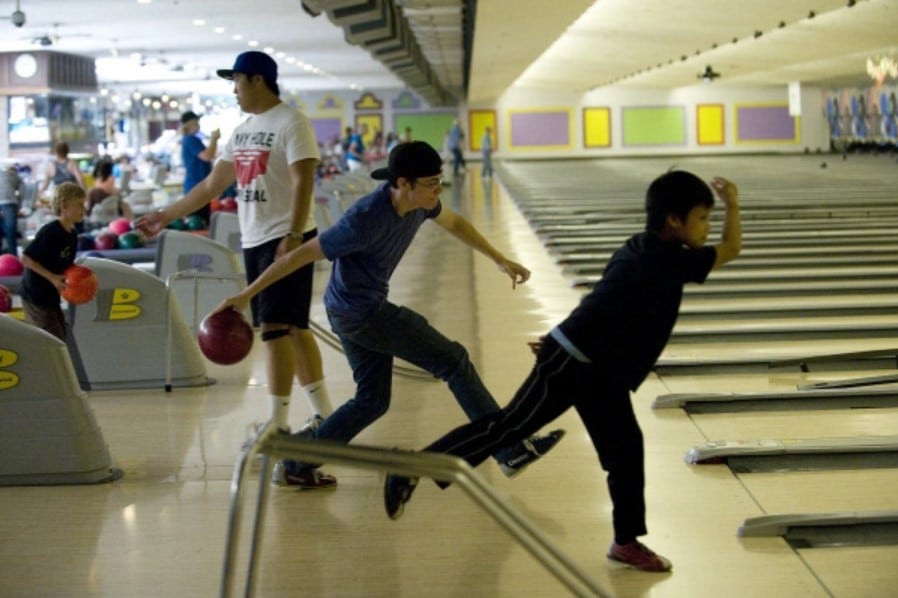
<box><xmin>414</xmin><ymin>177</ymin><xmax>442</xmax><ymax>189</ymax></box>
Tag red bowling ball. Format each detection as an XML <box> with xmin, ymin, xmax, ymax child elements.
<box><xmin>197</xmin><ymin>308</ymin><xmax>254</xmax><ymax>365</ymax></box>
<box><xmin>62</xmin><ymin>265</ymin><xmax>99</xmax><ymax>305</ymax></box>
<box><xmin>94</xmin><ymin>232</ymin><xmax>119</xmax><ymax>250</ymax></box>
<box><xmin>0</xmin><ymin>284</ymin><xmax>12</xmax><ymax>313</ymax></box>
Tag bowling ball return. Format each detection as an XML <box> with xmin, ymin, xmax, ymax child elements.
<box><xmin>0</xmin><ymin>315</ymin><xmax>119</xmax><ymax>486</ymax></box>
<box><xmin>66</xmin><ymin>257</ymin><xmax>211</xmax><ymax>391</ymax></box>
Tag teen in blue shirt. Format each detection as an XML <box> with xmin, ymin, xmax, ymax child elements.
<box><xmin>215</xmin><ymin>141</ymin><xmax>565</xmax><ymax>487</ymax></box>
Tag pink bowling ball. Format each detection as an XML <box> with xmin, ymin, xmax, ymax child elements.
<box><xmin>0</xmin><ymin>254</ymin><xmax>24</xmax><ymax>276</ymax></box>
<box><xmin>108</xmin><ymin>218</ymin><xmax>133</xmax><ymax>236</ymax></box>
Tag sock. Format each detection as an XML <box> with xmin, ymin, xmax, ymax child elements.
<box><xmin>268</xmin><ymin>394</ymin><xmax>291</xmax><ymax>431</ymax></box>
<box><xmin>302</xmin><ymin>379</ymin><xmax>333</xmax><ymax>417</ymax></box>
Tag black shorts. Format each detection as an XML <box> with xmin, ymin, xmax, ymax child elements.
<box><xmin>243</xmin><ymin>230</ymin><xmax>317</xmax><ymax>328</ymax></box>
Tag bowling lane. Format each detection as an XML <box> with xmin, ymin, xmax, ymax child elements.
<box><xmin>502</xmin><ymin>154</ymin><xmax>898</xmax><ymax>598</ymax></box>
<box><xmin>657</xmin><ymin>337</ymin><xmax>898</xmax><ymax>373</ymax></box>
<box><xmin>656</xmin><ymin>363</ymin><xmax>898</xmax><ymax>598</ymax></box>
<box><xmin>798</xmin><ymin>547</ymin><xmax>898</xmax><ymax>598</ymax></box>
<box><xmin>679</xmin><ymin>294</ymin><xmax>898</xmax><ymax>320</ymax></box>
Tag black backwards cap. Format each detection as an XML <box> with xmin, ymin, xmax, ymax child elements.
<box><xmin>370</xmin><ymin>141</ymin><xmax>442</xmax><ymax>181</ymax></box>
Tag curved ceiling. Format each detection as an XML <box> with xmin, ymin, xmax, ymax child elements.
<box><xmin>0</xmin><ymin>0</ymin><xmax>895</xmax><ymax>105</ymax></box>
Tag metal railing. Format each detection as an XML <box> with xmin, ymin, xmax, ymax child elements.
<box><xmin>221</xmin><ymin>427</ymin><xmax>612</xmax><ymax>598</ymax></box>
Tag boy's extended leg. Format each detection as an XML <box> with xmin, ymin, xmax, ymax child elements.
<box><xmin>385</xmin><ymin>341</ymin><xmax>579</xmax><ymax>519</ymax></box>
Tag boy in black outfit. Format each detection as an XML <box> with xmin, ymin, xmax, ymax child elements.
<box><xmin>383</xmin><ymin>171</ymin><xmax>741</xmax><ymax>573</ymax></box>
<box><xmin>20</xmin><ymin>182</ymin><xmax>86</xmax><ymax>341</ymax></box>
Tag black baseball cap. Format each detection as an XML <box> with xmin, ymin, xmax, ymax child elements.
<box><xmin>180</xmin><ymin>111</ymin><xmax>201</xmax><ymax>124</ymax></box>
<box><xmin>217</xmin><ymin>51</ymin><xmax>278</xmax><ymax>82</ymax></box>
<box><xmin>371</xmin><ymin>141</ymin><xmax>442</xmax><ymax>181</ymax></box>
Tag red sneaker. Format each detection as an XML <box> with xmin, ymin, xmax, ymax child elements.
<box><xmin>607</xmin><ymin>541</ymin><xmax>672</xmax><ymax>572</ymax></box>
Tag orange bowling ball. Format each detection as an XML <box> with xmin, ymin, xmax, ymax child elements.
<box><xmin>62</xmin><ymin>265</ymin><xmax>99</xmax><ymax>305</ymax></box>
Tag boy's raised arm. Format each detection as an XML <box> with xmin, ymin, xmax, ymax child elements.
<box><xmin>710</xmin><ymin>177</ymin><xmax>741</xmax><ymax>268</ymax></box>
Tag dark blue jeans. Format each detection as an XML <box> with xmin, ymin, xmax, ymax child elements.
<box><xmin>0</xmin><ymin>203</ymin><xmax>17</xmax><ymax>255</ymax></box>
<box><xmin>288</xmin><ymin>301</ymin><xmax>515</xmax><ymax>471</ymax></box>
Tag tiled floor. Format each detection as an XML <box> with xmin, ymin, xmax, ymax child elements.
<box><xmin>1</xmin><ymin>154</ymin><xmax>897</xmax><ymax>597</ymax></box>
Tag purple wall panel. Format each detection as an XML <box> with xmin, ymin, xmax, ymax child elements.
<box><xmin>737</xmin><ymin>106</ymin><xmax>795</xmax><ymax>141</ymax></box>
<box><xmin>311</xmin><ymin>118</ymin><xmax>342</xmax><ymax>145</ymax></box>
<box><xmin>510</xmin><ymin>112</ymin><xmax>570</xmax><ymax>146</ymax></box>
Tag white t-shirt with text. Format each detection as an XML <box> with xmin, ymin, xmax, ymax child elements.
<box><xmin>221</xmin><ymin>102</ymin><xmax>320</xmax><ymax>248</ymax></box>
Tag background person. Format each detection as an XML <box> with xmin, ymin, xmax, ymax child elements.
<box><xmin>481</xmin><ymin>126</ymin><xmax>494</xmax><ymax>178</ymax></box>
<box><xmin>87</xmin><ymin>159</ymin><xmax>132</xmax><ymax>224</ymax></box>
<box><xmin>20</xmin><ymin>182</ymin><xmax>87</xmax><ymax>341</ymax></box>
<box><xmin>180</xmin><ymin>111</ymin><xmax>220</xmax><ymax>225</ymax></box>
<box><xmin>448</xmin><ymin>120</ymin><xmax>466</xmax><ymax>177</ymax></box>
<box><xmin>0</xmin><ymin>164</ymin><xmax>24</xmax><ymax>255</ymax></box>
<box><xmin>345</xmin><ymin>124</ymin><xmax>367</xmax><ymax>172</ymax></box>
<box><xmin>39</xmin><ymin>142</ymin><xmax>86</xmax><ymax>198</ymax></box>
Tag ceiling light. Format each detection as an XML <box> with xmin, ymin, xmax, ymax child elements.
<box><xmin>867</xmin><ymin>56</ymin><xmax>898</xmax><ymax>85</ymax></box>
<box><xmin>698</xmin><ymin>65</ymin><xmax>721</xmax><ymax>83</ymax></box>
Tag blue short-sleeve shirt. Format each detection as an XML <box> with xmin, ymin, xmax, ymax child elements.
<box><xmin>319</xmin><ymin>183</ymin><xmax>441</xmax><ymax>321</ymax></box>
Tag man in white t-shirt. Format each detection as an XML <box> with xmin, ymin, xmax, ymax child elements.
<box><xmin>136</xmin><ymin>51</ymin><xmax>336</xmax><ymax>489</ymax></box>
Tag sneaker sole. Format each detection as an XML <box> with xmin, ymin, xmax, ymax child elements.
<box><xmin>606</xmin><ymin>555</ymin><xmax>672</xmax><ymax>573</ymax></box>
<box><xmin>271</xmin><ymin>481</ymin><xmax>338</xmax><ymax>490</ymax></box>
<box><xmin>296</xmin><ymin>483</ymin><xmax>337</xmax><ymax>491</ymax></box>
<box><xmin>386</xmin><ymin>501</ymin><xmax>404</xmax><ymax>520</ymax></box>
<box><xmin>271</xmin><ymin>469</ymin><xmax>338</xmax><ymax>490</ymax></box>
<box><xmin>384</xmin><ymin>475</ymin><xmax>417</xmax><ymax>520</ymax></box>
<box><xmin>499</xmin><ymin>429</ymin><xmax>567</xmax><ymax>478</ymax></box>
